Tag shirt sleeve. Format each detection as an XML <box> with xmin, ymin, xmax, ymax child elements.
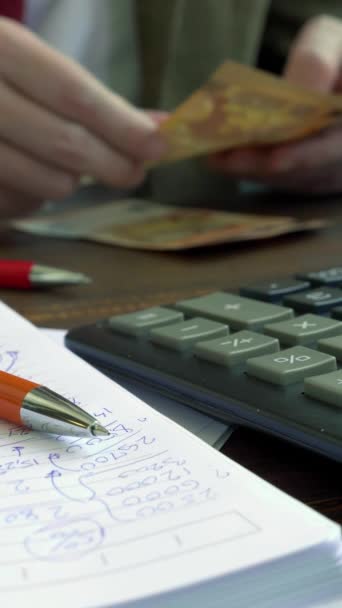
<box><xmin>24</xmin><ymin>0</ymin><xmax>115</xmax><ymax>86</ymax></box>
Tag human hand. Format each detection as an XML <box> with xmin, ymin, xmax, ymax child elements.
<box><xmin>0</xmin><ymin>19</ymin><xmax>166</xmax><ymax>218</ymax></box>
<box><xmin>208</xmin><ymin>16</ymin><xmax>342</xmax><ymax>193</ymax></box>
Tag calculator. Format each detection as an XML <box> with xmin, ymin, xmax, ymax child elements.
<box><xmin>65</xmin><ymin>267</ymin><xmax>342</xmax><ymax>463</ymax></box>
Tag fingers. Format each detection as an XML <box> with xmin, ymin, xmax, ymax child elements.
<box><xmin>263</xmin><ymin>126</ymin><xmax>342</xmax><ymax>173</ymax></box>
<box><xmin>208</xmin><ymin>123</ymin><xmax>342</xmax><ymax>193</ymax></box>
<box><xmin>209</xmin><ymin>147</ymin><xmax>342</xmax><ymax>193</ymax></box>
<box><xmin>0</xmin><ymin>188</ymin><xmax>41</xmax><ymax>219</ymax></box>
<box><xmin>0</xmin><ymin>19</ymin><xmax>166</xmax><ymax>163</ymax></box>
<box><xmin>0</xmin><ymin>139</ymin><xmax>78</xmax><ymax>200</ymax></box>
<box><xmin>146</xmin><ymin>110</ymin><xmax>170</xmax><ymax>126</ymax></box>
<box><xmin>208</xmin><ymin>148</ymin><xmax>274</xmax><ymax>179</ymax></box>
<box><xmin>0</xmin><ymin>17</ymin><xmax>167</xmax><ymax>203</ymax></box>
<box><xmin>285</xmin><ymin>15</ymin><xmax>342</xmax><ymax>92</ymax></box>
<box><xmin>0</xmin><ymin>79</ymin><xmax>146</xmax><ymax>189</ymax></box>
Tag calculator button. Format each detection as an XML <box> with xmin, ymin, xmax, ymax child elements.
<box><xmin>176</xmin><ymin>292</ymin><xmax>293</xmax><ymax>330</ymax></box>
<box><xmin>150</xmin><ymin>317</ymin><xmax>228</xmax><ymax>351</ymax></box>
<box><xmin>304</xmin><ymin>370</ymin><xmax>342</xmax><ymax>408</ymax></box>
<box><xmin>194</xmin><ymin>330</ymin><xmax>279</xmax><ymax>367</ymax></box>
<box><xmin>297</xmin><ymin>268</ymin><xmax>342</xmax><ymax>286</ymax></box>
<box><xmin>284</xmin><ymin>288</ymin><xmax>342</xmax><ymax>313</ymax></box>
<box><xmin>108</xmin><ymin>307</ymin><xmax>184</xmax><ymax>337</ymax></box>
<box><xmin>246</xmin><ymin>346</ymin><xmax>336</xmax><ymax>386</ymax></box>
<box><xmin>240</xmin><ymin>279</ymin><xmax>310</xmax><ymax>302</ymax></box>
<box><xmin>264</xmin><ymin>314</ymin><xmax>342</xmax><ymax>346</ymax></box>
<box><xmin>318</xmin><ymin>335</ymin><xmax>342</xmax><ymax>361</ymax></box>
<box><xmin>332</xmin><ymin>306</ymin><xmax>342</xmax><ymax>320</ymax></box>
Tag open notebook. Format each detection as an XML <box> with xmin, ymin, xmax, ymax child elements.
<box><xmin>0</xmin><ymin>301</ymin><xmax>341</xmax><ymax>608</ymax></box>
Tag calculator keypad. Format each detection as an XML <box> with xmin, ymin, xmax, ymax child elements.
<box><xmin>194</xmin><ymin>330</ymin><xmax>279</xmax><ymax>367</ymax></box>
<box><xmin>176</xmin><ymin>292</ymin><xmax>293</xmax><ymax>330</ymax></box>
<box><xmin>68</xmin><ymin>267</ymin><xmax>342</xmax><ymax>463</ymax></box>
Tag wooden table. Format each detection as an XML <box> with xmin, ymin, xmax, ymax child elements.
<box><xmin>1</xmin><ymin>190</ymin><xmax>341</xmax><ymax>523</ymax></box>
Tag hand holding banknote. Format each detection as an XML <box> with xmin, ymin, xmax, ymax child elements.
<box><xmin>208</xmin><ymin>16</ymin><xmax>342</xmax><ymax>193</ymax></box>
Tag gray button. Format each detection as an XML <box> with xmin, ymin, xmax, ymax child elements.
<box><xmin>240</xmin><ymin>279</ymin><xmax>310</xmax><ymax>302</ymax></box>
<box><xmin>305</xmin><ymin>370</ymin><xmax>342</xmax><ymax>408</ymax></box>
<box><xmin>318</xmin><ymin>335</ymin><xmax>342</xmax><ymax>361</ymax></box>
<box><xmin>195</xmin><ymin>330</ymin><xmax>279</xmax><ymax>367</ymax></box>
<box><xmin>109</xmin><ymin>307</ymin><xmax>184</xmax><ymax>337</ymax></box>
<box><xmin>150</xmin><ymin>317</ymin><xmax>228</xmax><ymax>351</ymax></box>
<box><xmin>297</xmin><ymin>267</ymin><xmax>342</xmax><ymax>286</ymax></box>
<box><xmin>284</xmin><ymin>288</ymin><xmax>342</xmax><ymax>313</ymax></box>
<box><xmin>265</xmin><ymin>314</ymin><xmax>342</xmax><ymax>345</ymax></box>
<box><xmin>246</xmin><ymin>346</ymin><xmax>336</xmax><ymax>386</ymax></box>
<box><xmin>176</xmin><ymin>292</ymin><xmax>293</xmax><ymax>330</ymax></box>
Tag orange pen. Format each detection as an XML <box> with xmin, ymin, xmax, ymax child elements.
<box><xmin>0</xmin><ymin>370</ymin><xmax>109</xmax><ymax>437</ymax></box>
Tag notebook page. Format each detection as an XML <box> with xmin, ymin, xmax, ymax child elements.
<box><xmin>0</xmin><ymin>302</ymin><xmax>339</xmax><ymax>608</ymax></box>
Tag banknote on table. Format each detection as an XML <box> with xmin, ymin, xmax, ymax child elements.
<box><xmin>152</xmin><ymin>61</ymin><xmax>342</xmax><ymax>165</ymax></box>
<box><xmin>13</xmin><ymin>198</ymin><xmax>326</xmax><ymax>251</ymax></box>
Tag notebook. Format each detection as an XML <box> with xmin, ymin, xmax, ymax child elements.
<box><xmin>0</xmin><ymin>301</ymin><xmax>341</xmax><ymax>608</ymax></box>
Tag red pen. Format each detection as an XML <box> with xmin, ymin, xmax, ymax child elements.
<box><xmin>0</xmin><ymin>260</ymin><xmax>91</xmax><ymax>288</ymax></box>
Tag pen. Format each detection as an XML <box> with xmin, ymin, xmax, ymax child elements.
<box><xmin>0</xmin><ymin>260</ymin><xmax>91</xmax><ymax>288</ymax></box>
<box><xmin>0</xmin><ymin>370</ymin><xmax>110</xmax><ymax>437</ymax></box>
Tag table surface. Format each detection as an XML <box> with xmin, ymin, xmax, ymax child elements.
<box><xmin>1</xmin><ymin>190</ymin><xmax>341</xmax><ymax>524</ymax></box>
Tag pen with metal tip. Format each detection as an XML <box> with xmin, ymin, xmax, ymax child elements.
<box><xmin>0</xmin><ymin>370</ymin><xmax>110</xmax><ymax>437</ymax></box>
<box><xmin>0</xmin><ymin>260</ymin><xmax>91</xmax><ymax>288</ymax></box>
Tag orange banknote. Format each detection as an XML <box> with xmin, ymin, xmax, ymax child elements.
<box><xmin>13</xmin><ymin>199</ymin><xmax>327</xmax><ymax>251</ymax></box>
<box><xmin>154</xmin><ymin>61</ymin><xmax>342</xmax><ymax>165</ymax></box>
